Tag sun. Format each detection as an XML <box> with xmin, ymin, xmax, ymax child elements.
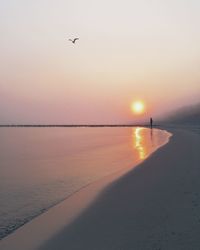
<box><xmin>131</xmin><ymin>101</ymin><xmax>145</xmax><ymax>114</ymax></box>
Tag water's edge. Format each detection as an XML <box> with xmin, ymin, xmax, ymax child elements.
<box><xmin>0</xmin><ymin>128</ymin><xmax>171</xmax><ymax>240</ymax></box>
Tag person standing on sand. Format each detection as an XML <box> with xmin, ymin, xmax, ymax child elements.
<box><xmin>150</xmin><ymin>117</ymin><xmax>153</xmax><ymax>129</ymax></box>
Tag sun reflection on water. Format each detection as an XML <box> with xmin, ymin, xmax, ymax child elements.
<box><xmin>133</xmin><ymin>127</ymin><xmax>147</xmax><ymax>160</ymax></box>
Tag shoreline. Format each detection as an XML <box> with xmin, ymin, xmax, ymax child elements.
<box><xmin>0</xmin><ymin>127</ymin><xmax>169</xmax><ymax>242</ymax></box>
<box><xmin>0</xmin><ymin>128</ymin><xmax>171</xmax><ymax>250</ymax></box>
<box><xmin>38</xmin><ymin>127</ymin><xmax>200</xmax><ymax>250</ymax></box>
<box><xmin>36</xmin><ymin>127</ymin><xmax>200</xmax><ymax>250</ymax></box>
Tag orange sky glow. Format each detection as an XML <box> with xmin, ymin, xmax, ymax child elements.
<box><xmin>0</xmin><ymin>0</ymin><xmax>200</xmax><ymax>124</ymax></box>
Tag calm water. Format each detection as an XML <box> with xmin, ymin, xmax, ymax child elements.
<box><xmin>0</xmin><ymin>127</ymin><xmax>170</xmax><ymax>239</ymax></box>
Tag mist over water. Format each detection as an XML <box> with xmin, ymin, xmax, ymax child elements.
<box><xmin>0</xmin><ymin>127</ymin><xmax>170</xmax><ymax>239</ymax></box>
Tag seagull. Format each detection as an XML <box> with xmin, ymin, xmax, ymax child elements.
<box><xmin>68</xmin><ymin>38</ymin><xmax>79</xmax><ymax>44</ymax></box>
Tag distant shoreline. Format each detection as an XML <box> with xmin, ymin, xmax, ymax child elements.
<box><xmin>0</xmin><ymin>124</ymin><xmax>154</xmax><ymax>128</ymax></box>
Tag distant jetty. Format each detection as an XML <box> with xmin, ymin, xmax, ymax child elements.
<box><xmin>0</xmin><ymin>124</ymin><xmax>154</xmax><ymax>128</ymax></box>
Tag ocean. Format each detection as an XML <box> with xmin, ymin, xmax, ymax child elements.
<box><xmin>0</xmin><ymin>127</ymin><xmax>170</xmax><ymax>239</ymax></box>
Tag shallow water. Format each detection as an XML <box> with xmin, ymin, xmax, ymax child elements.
<box><xmin>0</xmin><ymin>127</ymin><xmax>170</xmax><ymax>239</ymax></box>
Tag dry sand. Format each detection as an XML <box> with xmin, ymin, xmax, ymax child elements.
<box><xmin>1</xmin><ymin>128</ymin><xmax>200</xmax><ymax>250</ymax></box>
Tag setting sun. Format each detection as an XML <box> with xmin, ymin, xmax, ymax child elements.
<box><xmin>131</xmin><ymin>101</ymin><xmax>145</xmax><ymax>114</ymax></box>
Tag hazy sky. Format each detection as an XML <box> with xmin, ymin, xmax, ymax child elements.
<box><xmin>1</xmin><ymin>0</ymin><xmax>200</xmax><ymax>124</ymax></box>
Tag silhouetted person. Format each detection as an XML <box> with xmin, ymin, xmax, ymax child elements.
<box><xmin>150</xmin><ymin>117</ymin><xmax>153</xmax><ymax>129</ymax></box>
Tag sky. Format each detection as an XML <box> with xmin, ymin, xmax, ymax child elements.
<box><xmin>1</xmin><ymin>0</ymin><xmax>200</xmax><ymax>124</ymax></box>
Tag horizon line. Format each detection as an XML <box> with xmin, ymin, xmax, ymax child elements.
<box><xmin>0</xmin><ymin>124</ymin><xmax>155</xmax><ymax>128</ymax></box>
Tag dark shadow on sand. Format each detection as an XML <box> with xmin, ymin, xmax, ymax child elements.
<box><xmin>40</xmin><ymin>131</ymin><xmax>184</xmax><ymax>250</ymax></box>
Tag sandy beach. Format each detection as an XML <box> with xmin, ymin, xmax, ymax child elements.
<box><xmin>1</xmin><ymin>127</ymin><xmax>200</xmax><ymax>250</ymax></box>
<box><xmin>1</xmin><ymin>0</ymin><xmax>200</xmax><ymax>249</ymax></box>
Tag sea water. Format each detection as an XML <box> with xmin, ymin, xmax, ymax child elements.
<box><xmin>0</xmin><ymin>127</ymin><xmax>170</xmax><ymax>239</ymax></box>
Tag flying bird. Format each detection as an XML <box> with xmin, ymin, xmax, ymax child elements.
<box><xmin>68</xmin><ymin>38</ymin><xmax>79</xmax><ymax>44</ymax></box>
